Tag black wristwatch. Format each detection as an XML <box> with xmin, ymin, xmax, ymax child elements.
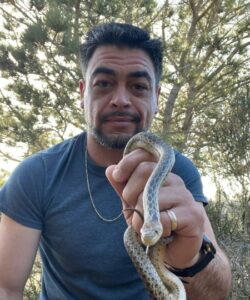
<box><xmin>169</xmin><ymin>234</ymin><xmax>216</xmax><ymax>277</ymax></box>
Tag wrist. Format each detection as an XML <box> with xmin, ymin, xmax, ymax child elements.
<box><xmin>183</xmin><ymin>252</ymin><xmax>201</xmax><ymax>268</ymax></box>
<box><xmin>168</xmin><ymin>234</ymin><xmax>216</xmax><ymax>278</ymax></box>
<box><xmin>164</xmin><ymin>235</ymin><xmax>202</xmax><ymax>269</ymax></box>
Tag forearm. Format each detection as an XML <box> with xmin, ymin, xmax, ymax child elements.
<box><xmin>184</xmin><ymin>248</ymin><xmax>231</xmax><ymax>300</ymax></box>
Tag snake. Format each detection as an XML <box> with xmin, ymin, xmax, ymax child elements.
<box><xmin>123</xmin><ymin>131</ymin><xmax>186</xmax><ymax>300</ymax></box>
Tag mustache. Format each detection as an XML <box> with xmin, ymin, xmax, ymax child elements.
<box><xmin>100</xmin><ymin>111</ymin><xmax>141</xmax><ymax>123</ymax></box>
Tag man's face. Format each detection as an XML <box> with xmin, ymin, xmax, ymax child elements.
<box><xmin>80</xmin><ymin>45</ymin><xmax>160</xmax><ymax>149</ymax></box>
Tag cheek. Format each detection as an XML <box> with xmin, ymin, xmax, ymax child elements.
<box><xmin>145</xmin><ymin>112</ymin><xmax>154</xmax><ymax>128</ymax></box>
<box><xmin>83</xmin><ymin>98</ymin><xmax>93</xmax><ymax>125</ymax></box>
<box><xmin>140</xmin><ymin>102</ymin><xmax>156</xmax><ymax>126</ymax></box>
<box><xmin>150</xmin><ymin>95</ymin><xmax>158</xmax><ymax>114</ymax></box>
<box><xmin>84</xmin><ymin>99</ymin><xmax>103</xmax><ymax>125</ymax></box>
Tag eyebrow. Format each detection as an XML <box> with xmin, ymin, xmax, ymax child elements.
<box><xmin>128</xmin><ymin>71</ymin><xmax>153</xmax><ymax>85</ymax></box>
<box><xmin>91</xmin><ymin>67</ymin><xmax>115</xmax><ymax>79</ymax></box>
<box><xmin>91</xmin><ymin>67</ymin><xmax>153</xmax><ymax>85</ymax></box>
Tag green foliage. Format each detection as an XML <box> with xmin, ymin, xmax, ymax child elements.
<box><xmin>158</xmin><ymin>0</ymin><xmax>250</xmax><ymax>156</ymax></box>
<box><xmin>45</xmin><ymin>6</ymin><xmax>71</xmax><ymax>33</ymax></box>
<box><xmin>0</xmin><ymin>0</ymin><xmax>249</xmax><ymax>298</ymax></box>
<box><xmin>206</xmin><ymin>184</ymin><xmax>250</xmax><ymax>300</ymax></box>
<box><xmin>60</xmin><ymin>30</ymin><xmax>79</xmax><ymax>55</ymax></box>
<box><xmin>211</xmin><ymin>86</ymin><xmax>250</xmax><ymax>178</ymax></box>
<box><xmin>0</xmin><ymin>0</ymin><xmax>161</xmax><ymax>157</ymax></box>
<box><xmin>21</xmin><ymin>22</ymin><xmax>48</xmax><ymax>45</ymax></box>
<box><xmin>23</xmin><ymin>256</ymin><xmax>42</xmax><ymax>300</ymax></box>
<box><xmin>30</xmin><ymin>0</ymin><xmax>46</xmax><ymax>11</ymax></box>
<box><xmin>0</xmin><ymin>169</ymin><xmax>10</xmax><ymax>187</ymax></box>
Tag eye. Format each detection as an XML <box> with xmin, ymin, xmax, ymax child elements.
<box><xmin>135</xmin><ymin>84</ymin><xmax>147</xmax><ymax>90</ymax></box>
<box><xmin>132</xmin><ymin>83</ymin><xmax>149</xmax><ymax>93</ymax></box>
<box><xmin>94</xmin><ymin>80</ymin><xmax>112</xmax><ymax>88</ymax></box>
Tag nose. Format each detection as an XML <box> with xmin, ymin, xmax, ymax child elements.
<box><xmin>110</xmin><ymin>85</ymin><xmax>131</xmax><ymax>108</ymax></box>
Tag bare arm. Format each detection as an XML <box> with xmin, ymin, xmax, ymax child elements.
<box><xmin>0</xmin><ymin>214</ymin><xmax>41</xmax><ymax>300</ymax></box>
<box><xmin>184</xmin><ymin>208</ymin><xmax>232</xmax><ymax>300</ymax></box>
<box><xmin>185</xmin><ymin>248</ymin><xmax>231</xmax><ymax>300</ymax></box>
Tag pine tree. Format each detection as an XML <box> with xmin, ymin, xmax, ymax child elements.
<box><xmin>0</xmin><ymin>0</ymin><xmax>158</xmax><ymax>160</ymax></box>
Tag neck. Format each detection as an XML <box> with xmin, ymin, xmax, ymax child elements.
<box><xmin>86</xmin><ymin>133</ymin><xmax>124</xmax><ymax>167</ymax></box>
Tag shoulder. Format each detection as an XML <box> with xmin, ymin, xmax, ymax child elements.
<box><xmin>0</xmin><ymin>133</ymin><xmax>86</xmax><ymax>229</ymax></box>
<box><xmin>173</xmin><ymin>150</ymin><xmax>199</xmax><ymax>176</ymax></box>
<box><xmin>23</xmin><ymin>132</ymin><xmax>86</xmax><ymax>170</ymax></box>
<box><xmin>39</xmin><ymin>132</ymin><xmax>85</xmax><ymax>160</ymax></box>
<box><xmin>1</xmin><ymin>132</ymin><xmax>86</xmax><ymax>194</ymax></box>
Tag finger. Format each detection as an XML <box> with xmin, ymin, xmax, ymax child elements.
<box><xmin>163</xmin><ymin>172</ymin><xmax>185</xmax><ymax>187</ymax></box>
<box><xmin>158</xmin><ymin>192</ymin><xmax>205</xmax><ymax>236</ymax></box>
<box><xmin>112</xmin><ymin>149</ymin><xmax>156</xmax><ymax>183</ymax></box>
<box><xmin>157</xmin><ymin>184</ymin><xmax>195</xmax><ymax>209</ymax></box>
<box><xmin>108</xmin><ymin>158</ymin><xmax>158</xmax><ymax>208</ymax></box>
<box><xmin>123</xmin><ymin>207</ymin><xmax>144</xmax><ymax>225</ymax></box>
<box><xmin>106</xmin><ymin>165</ymin><xmax>146</xmax><ymax>229</ymax></box>
<box><xmin>160</xmin><ymin>209</ymin><xmax>178</xmax><ymax>237</ymax></box>
<box><xmin>122</xmin><ymin>161</ymin><xmax>156</xmax><ymax>207</ymax></box>
<box><xmin>130</xmin><ymin>196</ymin><xmax>144</xmax><ymax>233</ymax></box>
<box><xmin>105</xmin><ymin>165</ymin><xmax>125</xmax><ymax>198</ymax></box>
<box><xmin>123</xmin><ymin>176</ymin><xmax>187</xmax><ymax>232</ymax></box>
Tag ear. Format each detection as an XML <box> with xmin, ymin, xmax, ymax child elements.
<box><xmin>79</xmin><ymin>79</ymin><xmax>85</xmax><ymax>109</ymax></box>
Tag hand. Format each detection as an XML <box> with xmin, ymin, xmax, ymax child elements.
<box><xmin>106</xmin><ymin>148</ymin><xmax>205</xmax><ymax>269</ymax></box>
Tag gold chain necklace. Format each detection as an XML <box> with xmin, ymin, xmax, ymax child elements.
<box><xmin>84</xmin><ymin>147</ymin><xmax>123</xmax><ymax>223</ymax></box>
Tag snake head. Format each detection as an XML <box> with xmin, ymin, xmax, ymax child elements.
<box><xmin>141</xmin><ymin>223</ymin><xmax>163</xmax><ymax>247</ymax></box>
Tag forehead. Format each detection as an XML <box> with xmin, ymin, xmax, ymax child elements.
<box><xmin>86</xmin><ymin>45</ymin><xmax>155</xmax><ymax>81</ymax></box>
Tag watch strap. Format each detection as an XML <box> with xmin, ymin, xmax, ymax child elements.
<box><xmin>168</xmin><ymin>234</ymin><xmax>216</xmax><ymax>278</ymax></box>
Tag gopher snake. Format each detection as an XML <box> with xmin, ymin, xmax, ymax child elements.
<box><xmin>123</xmin><ymin>131</ymin><xmax>186</xmax><ymax>300</ymax></box>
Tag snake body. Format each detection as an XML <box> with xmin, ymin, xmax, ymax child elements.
<box><xmin>123</xmin><ymin>131</ymin><xmax>186</xmax><ymax>300</ymax></box>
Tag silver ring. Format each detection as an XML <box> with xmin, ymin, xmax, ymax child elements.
<box><xmin>166</xmin><ymin>210</ymin><xmax>178</xmax><ymax>231</ymax></box>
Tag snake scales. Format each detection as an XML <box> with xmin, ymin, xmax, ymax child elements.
<box><xmin>123</xmin><ymin>131</ymin><xmax>186</xmax><ymax>300</ymax></box>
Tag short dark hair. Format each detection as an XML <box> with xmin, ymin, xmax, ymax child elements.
<box><xmin>79</xmin><ymin>23</ymin><xmax>163</xmax><ymax>84</ymax></box>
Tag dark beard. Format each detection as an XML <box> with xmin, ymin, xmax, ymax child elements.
<box><xmin>91</xmin><ymin>112</ymin><xmax>142</xmax><ymax>149</ymax></box>
<box><xmin>92</xmin><ymin>129</ymin><xmax>131</xmax><ymax>149</ymax></box>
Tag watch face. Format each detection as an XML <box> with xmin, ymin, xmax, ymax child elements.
<box><xmin>202</xmin><ymin>234</ymin><xmax>216</xmax><ymax>254</ymax></box>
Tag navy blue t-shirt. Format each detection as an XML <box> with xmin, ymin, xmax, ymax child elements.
<box><xmin>0</xmin><ymin>132</ymin><xmax>207</xmax><ymax>299</ymax></box>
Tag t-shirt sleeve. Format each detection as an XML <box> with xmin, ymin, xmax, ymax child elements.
<box><xmin>172</xmin><ymin>151</ymin><xmax>208</xmax><ymax>205</ymax></box>
<box><xmin>0</xmin><ymin>154</ymin><xmax>45</xmax><ymax>229</ymax></box>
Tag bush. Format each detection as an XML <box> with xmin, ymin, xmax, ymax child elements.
<box><xmin>206</xmin><ymin>199</ymin><xmax>250</xmax><ymax>300</ymax></box>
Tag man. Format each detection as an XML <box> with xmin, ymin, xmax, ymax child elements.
<box><xmin>0</xmin><ymin>23</ymin><xmax>231</xmax><ymax>299</ymax></box>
